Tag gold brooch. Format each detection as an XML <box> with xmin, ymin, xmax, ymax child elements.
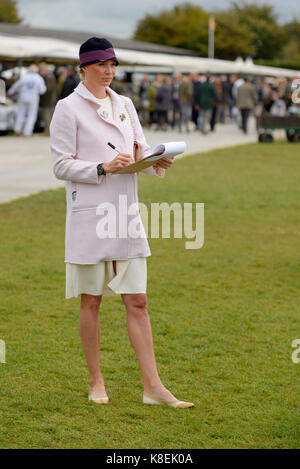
<box><xmin>120</xmin><ymin>113</ymin><xmax>126</xmax><ymax>121</ymax></box>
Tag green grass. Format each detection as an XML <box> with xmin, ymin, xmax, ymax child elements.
<box><xmin>0</xmin><ymin>140</ymin><xmax>299</xmax><ymax>449</ymax></box>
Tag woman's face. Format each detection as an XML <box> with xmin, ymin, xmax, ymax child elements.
<box><xmin>83</xmin><ymin>60</ymin><xmax>117</xmax><ymax>86</ymax></box>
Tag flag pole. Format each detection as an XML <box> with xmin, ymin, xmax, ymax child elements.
<box><xmin>208</xmin><ymin>15</ymin><xmax>215</xmax><ymax>59</ymax></box>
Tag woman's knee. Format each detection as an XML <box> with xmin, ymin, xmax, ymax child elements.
<box><xmin>122</xmin><ymin>293</ymin><xmax>148</xmax><ymax>315</ymax></box>
<box><xmin>80</xmin><ymin>294</ymin><xmax>102</xmax><ymax>314</ymax></box>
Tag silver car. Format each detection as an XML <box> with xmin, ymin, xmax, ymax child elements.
<box><xmin>0</xmin><ymin>79</ymin><xmax>16</xmax><ymax>133</ymax></box>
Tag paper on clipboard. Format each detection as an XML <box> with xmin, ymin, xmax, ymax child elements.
<box><xmin>112</xmin><ymin>141</ymin><xmax>187</xmax><ymax>174</ymax></box>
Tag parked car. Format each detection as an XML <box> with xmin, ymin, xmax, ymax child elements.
<box><xmin>0</xmin><ymin>78</ymin><xmax>46</xmax><ymax>135</ymax></box>
<box><xmin>0</xmin><ymin>79</ymin><xmax>16</xmax><ymax>134</ymax></box>
<box><xmin>0</xmin><ymin>100</ymin><xmax>16</xmax><ymax>134</ymax></box>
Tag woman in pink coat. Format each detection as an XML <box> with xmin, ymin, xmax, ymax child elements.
<box><xmin>50</xmin><ymin>37</ymin><xmax>194</xmax><ymax>409</ymax></box>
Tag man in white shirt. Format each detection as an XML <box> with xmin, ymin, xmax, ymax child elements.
<box><xmin>8</xmin><ymin>64</ymin><xmax>46</xmax><ymax>136</ymax></box>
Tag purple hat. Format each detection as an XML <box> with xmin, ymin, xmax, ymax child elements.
<box><xmin>79</xmin><ymin>37</ymin><xmax>119</xmax><ymax>68</ymax></box>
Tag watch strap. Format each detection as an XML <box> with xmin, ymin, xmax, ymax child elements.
<box><xmin>97</xmin><ymin>163</ymin><xmax>106</xmax><ymax>176</ymax></box>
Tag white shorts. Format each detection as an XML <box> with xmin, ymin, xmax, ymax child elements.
<box><xmin>65</xmin><ymin>257</ymin><xmax>147</xmax><ymax>299</ymax></box>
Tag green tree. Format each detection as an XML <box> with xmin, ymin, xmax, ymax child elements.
<box><xmin>214</xmin><ymin>11</ymin><xmax>256</xmax><ymax>60</ymax></box>
<box><xmin>277</xmin><ymin>20</ymin><xmax>300</xmax><ymax>66</ymax></box>
<box><xmin>134</xmin><ymin>3</ymin><xmax>209</xmax><ymax>56</ymax></box>
<box><xmin>0</xmin><ymin>0</ymin><xmax>22</xmax><ymax>23</ymax></box>
<box><xmin>285</xmin><ymin>19</ymin><xmax>300</xmax><ymax>42</ymax></box>
<box><xmin>229</xmin><ymin>1</ymin><xmax>287</xmax><ymax>59</ymax></box>
<box><xmin>133</xmin><ymin>1</ymin><xmax>288</xmax><ymax>61</ymax></box>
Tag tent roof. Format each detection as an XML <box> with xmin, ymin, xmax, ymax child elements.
<box><xmin>0</xmin><ymin>23</ymin><xmax>299</xmax><ymax>78</ymax></box>
<box><xmin>0</xmin><ymin>22</ymin><xmax>197</xmax><ymax>56</ymax></box>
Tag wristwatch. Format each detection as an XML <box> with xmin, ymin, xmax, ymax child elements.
<box><xmin>97</xmin><ymin>163</ymin><xmax>106</xmax><ymax>176</ymax></box>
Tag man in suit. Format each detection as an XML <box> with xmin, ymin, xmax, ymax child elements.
<box><xmin>236</xmin><ymin>76</ymin><xmax>258</xmax><ymax>134</ymax></box>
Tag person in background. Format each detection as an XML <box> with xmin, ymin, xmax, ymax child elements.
<box><xmin>263</xmin><ymin>84</ymin><xmax>275</xmax><ymax>114</ymax></box>
<box><xmin>236</xmin><ymin>76</ymin><xmax>257</xmax><ymax>134</ymax></box>
<box><xmin>190</xmin><ymin>72</ymin><xmax>201</xmax><ymax>130</ymax></box>
<box><xmin>8</xmin><ymin>64</ymin><xmax>46</xmax><ymax>137</ymax></box>
<box><xmin>110</xmin><ymin>76</ymin><xmax>129</xmax><ymax>96</ymax></box>
<box><xmin>139</xmin><ymin>74</ymin><xmax>151</xmax><ymax>127</ymax></box>
<box><xmin>210</xmin><ymin>75</ymin><xmax>223</xmax><ymax>131</ymax></box>
<box><xmin>256</xmin><ymin>78</ymin><xmax>269</xmax><ymax>116</ymax></box>
<box><xmin>60</xmin><ymin>65</ymin><xmax>80</xmax><ymax>99</ymax></box>
<box><xmin>269</xmin><ymin>88</ymin><xmax>286</xmax><ymax>116</ymax></box>
<box><xmin>232</xmin><ymin>75</ymin><xmax>244</xmax><ymax>102</ymax></box>
<box><xmin>146</xmin><ymin>78</ymin><xmax>157</xmax><ymax>127</ymax></box>
<box><xmin>263</xmin><ymin>85</ymin><xmax>286</xmax><ymax>116</ymax></box>
<box><xmin>155</xmin><ymin>75</ymin><xmax>172</xmax><ymax>131</ymax></box>
<box><xmin>218</xmin><ymin>75</ymin><xmax>228</xmax><ymax>123</ymax></box>
<box><xmin>277</xmin><ymin>78</ymin><xmax>288</xmax><ymax>102</ymax></box>
<box><xmin>178</xmin><ymin>74</ymin><xmax>193</xmax><ymax>133</ymax></box>
<box><xmin>55</xmin><ymin>66</ymin><xmax>66</xmax><ymax>101</ymax></box>
<box><xmin>283</xmin><ymin>77</ymin><xmax>294</xmax><ymax>110</ymax></box>
<box><xmin>171</xmin><ymin>72</ymin><xmax>182</xmax><ymax>129</ymax></box>
<box><xmin>39</xmin><ymin>63</ymin><xmax>57</xmax><ymax>136</ymax></box>
<box><xmin>195</xmin><ymin>75</ymin><xmax>218</xmax><ymax>134</ymax></box>
<box><xmin>228</xmin><ymin>75</ymin><xmax>236</xmax><ymax>121</ymax></box>
<box><xmin>222</xmin><ymin>75</ymin><xmax>232</xmax><ymax>123</ymax></box>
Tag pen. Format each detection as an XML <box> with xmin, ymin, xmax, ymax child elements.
<box><xmin>107</xmin><ymin>142</ymin><xmax>120</xmax><ymax>153</ymax></box>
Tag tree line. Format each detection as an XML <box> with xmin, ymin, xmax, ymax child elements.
<box><xmin>133</xmin><ymin>1</ymin><xmax>300</xmax><ymax>70</ymax></box>
<box><xmin>1</xmin><ymin>0</ymin><xmax>299</xmax><ymax>70</ymax></box>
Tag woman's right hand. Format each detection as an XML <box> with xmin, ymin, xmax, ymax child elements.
<box><xmin>102</xmin><ymin>153</ymin><xmax>135</xmax><ymax>174</ymax></box>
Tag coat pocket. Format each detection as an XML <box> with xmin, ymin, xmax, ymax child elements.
<box><xmin>70</xmin><ymin>182</ymin><xmax>100</xmax><ymax>212</ymax></box>
<box><xmin>71</xmin><ymin>182</ymin><xmax>77</xmax><ymax>204</ymax></box>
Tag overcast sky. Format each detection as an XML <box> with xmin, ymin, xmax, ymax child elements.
<box><xmin>18</xmin><ymin>0</ymin><xmax>300</xmax><ymax>38</ymax></box>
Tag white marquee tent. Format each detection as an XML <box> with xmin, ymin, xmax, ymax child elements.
<box><xmin>1</xmin><ymin>31</ymin><xmax>300</xmax><ymax>78</ymax></box>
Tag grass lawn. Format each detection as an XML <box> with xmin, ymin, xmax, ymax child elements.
<box><xmin>0</xmin><ymin>140</ymin><xmax>299</xmax><ymax>449</ymax></box>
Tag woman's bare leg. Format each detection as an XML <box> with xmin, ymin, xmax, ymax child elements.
<box><xmin>79</xmin><ymin>293</ymin><xmax>107</xmax><ymax>397</ymax></box>
<box><xmin>121</xmin><ymin>293</ymin><xmax>177</xmax><ymax>401</ymax></box>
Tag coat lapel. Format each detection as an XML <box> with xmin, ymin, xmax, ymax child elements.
<box><xmin>106</xmin><ymin>87</ymin><xmax>124</xmax><ymax>124</ymax></box>
<box><xmin>74</xmin><ymin>82</ymin><xmax>126</xmax><ymax>135</ymax></box>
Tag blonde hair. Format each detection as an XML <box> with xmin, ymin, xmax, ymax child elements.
<box><xmin>79</xmin><ymin>67</ymin><xmax>85</xmax><ymax>81</ymax></box>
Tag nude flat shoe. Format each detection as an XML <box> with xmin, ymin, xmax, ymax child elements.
<box><xmin>88</xmin><ymin>394</ymin><xmax>109</xmax><ymax>404</ymax></box>
<box><xmin>143</xmin><ymin>392</ymin><xmax>194</xmax><ymax>409</ymax></box>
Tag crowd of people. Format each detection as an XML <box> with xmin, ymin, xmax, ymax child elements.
<box><xmin>121</xmin><ymin>72</ymin><xmax>297</xmax><ymax>135</ymax></box>
<box><xmin>1</xmin><ymin>62</ymin><xmax>298</xmax><ymax>138</ymax></box>
<box><xmin>3</xmin><ymin>63</ymin><xmax>80</xmax><ymax>137</ymax></box>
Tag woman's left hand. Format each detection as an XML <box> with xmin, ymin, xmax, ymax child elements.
<box><xmin>153</xmin><ymin>157</ymin><xmax>175</xmax><ymax>171</ymax></box>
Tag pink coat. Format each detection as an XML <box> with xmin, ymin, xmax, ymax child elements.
<box><xmin>50</xmin><ymin>82</ymin><xmax>165</xmax><ymax>264</ymax></box>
